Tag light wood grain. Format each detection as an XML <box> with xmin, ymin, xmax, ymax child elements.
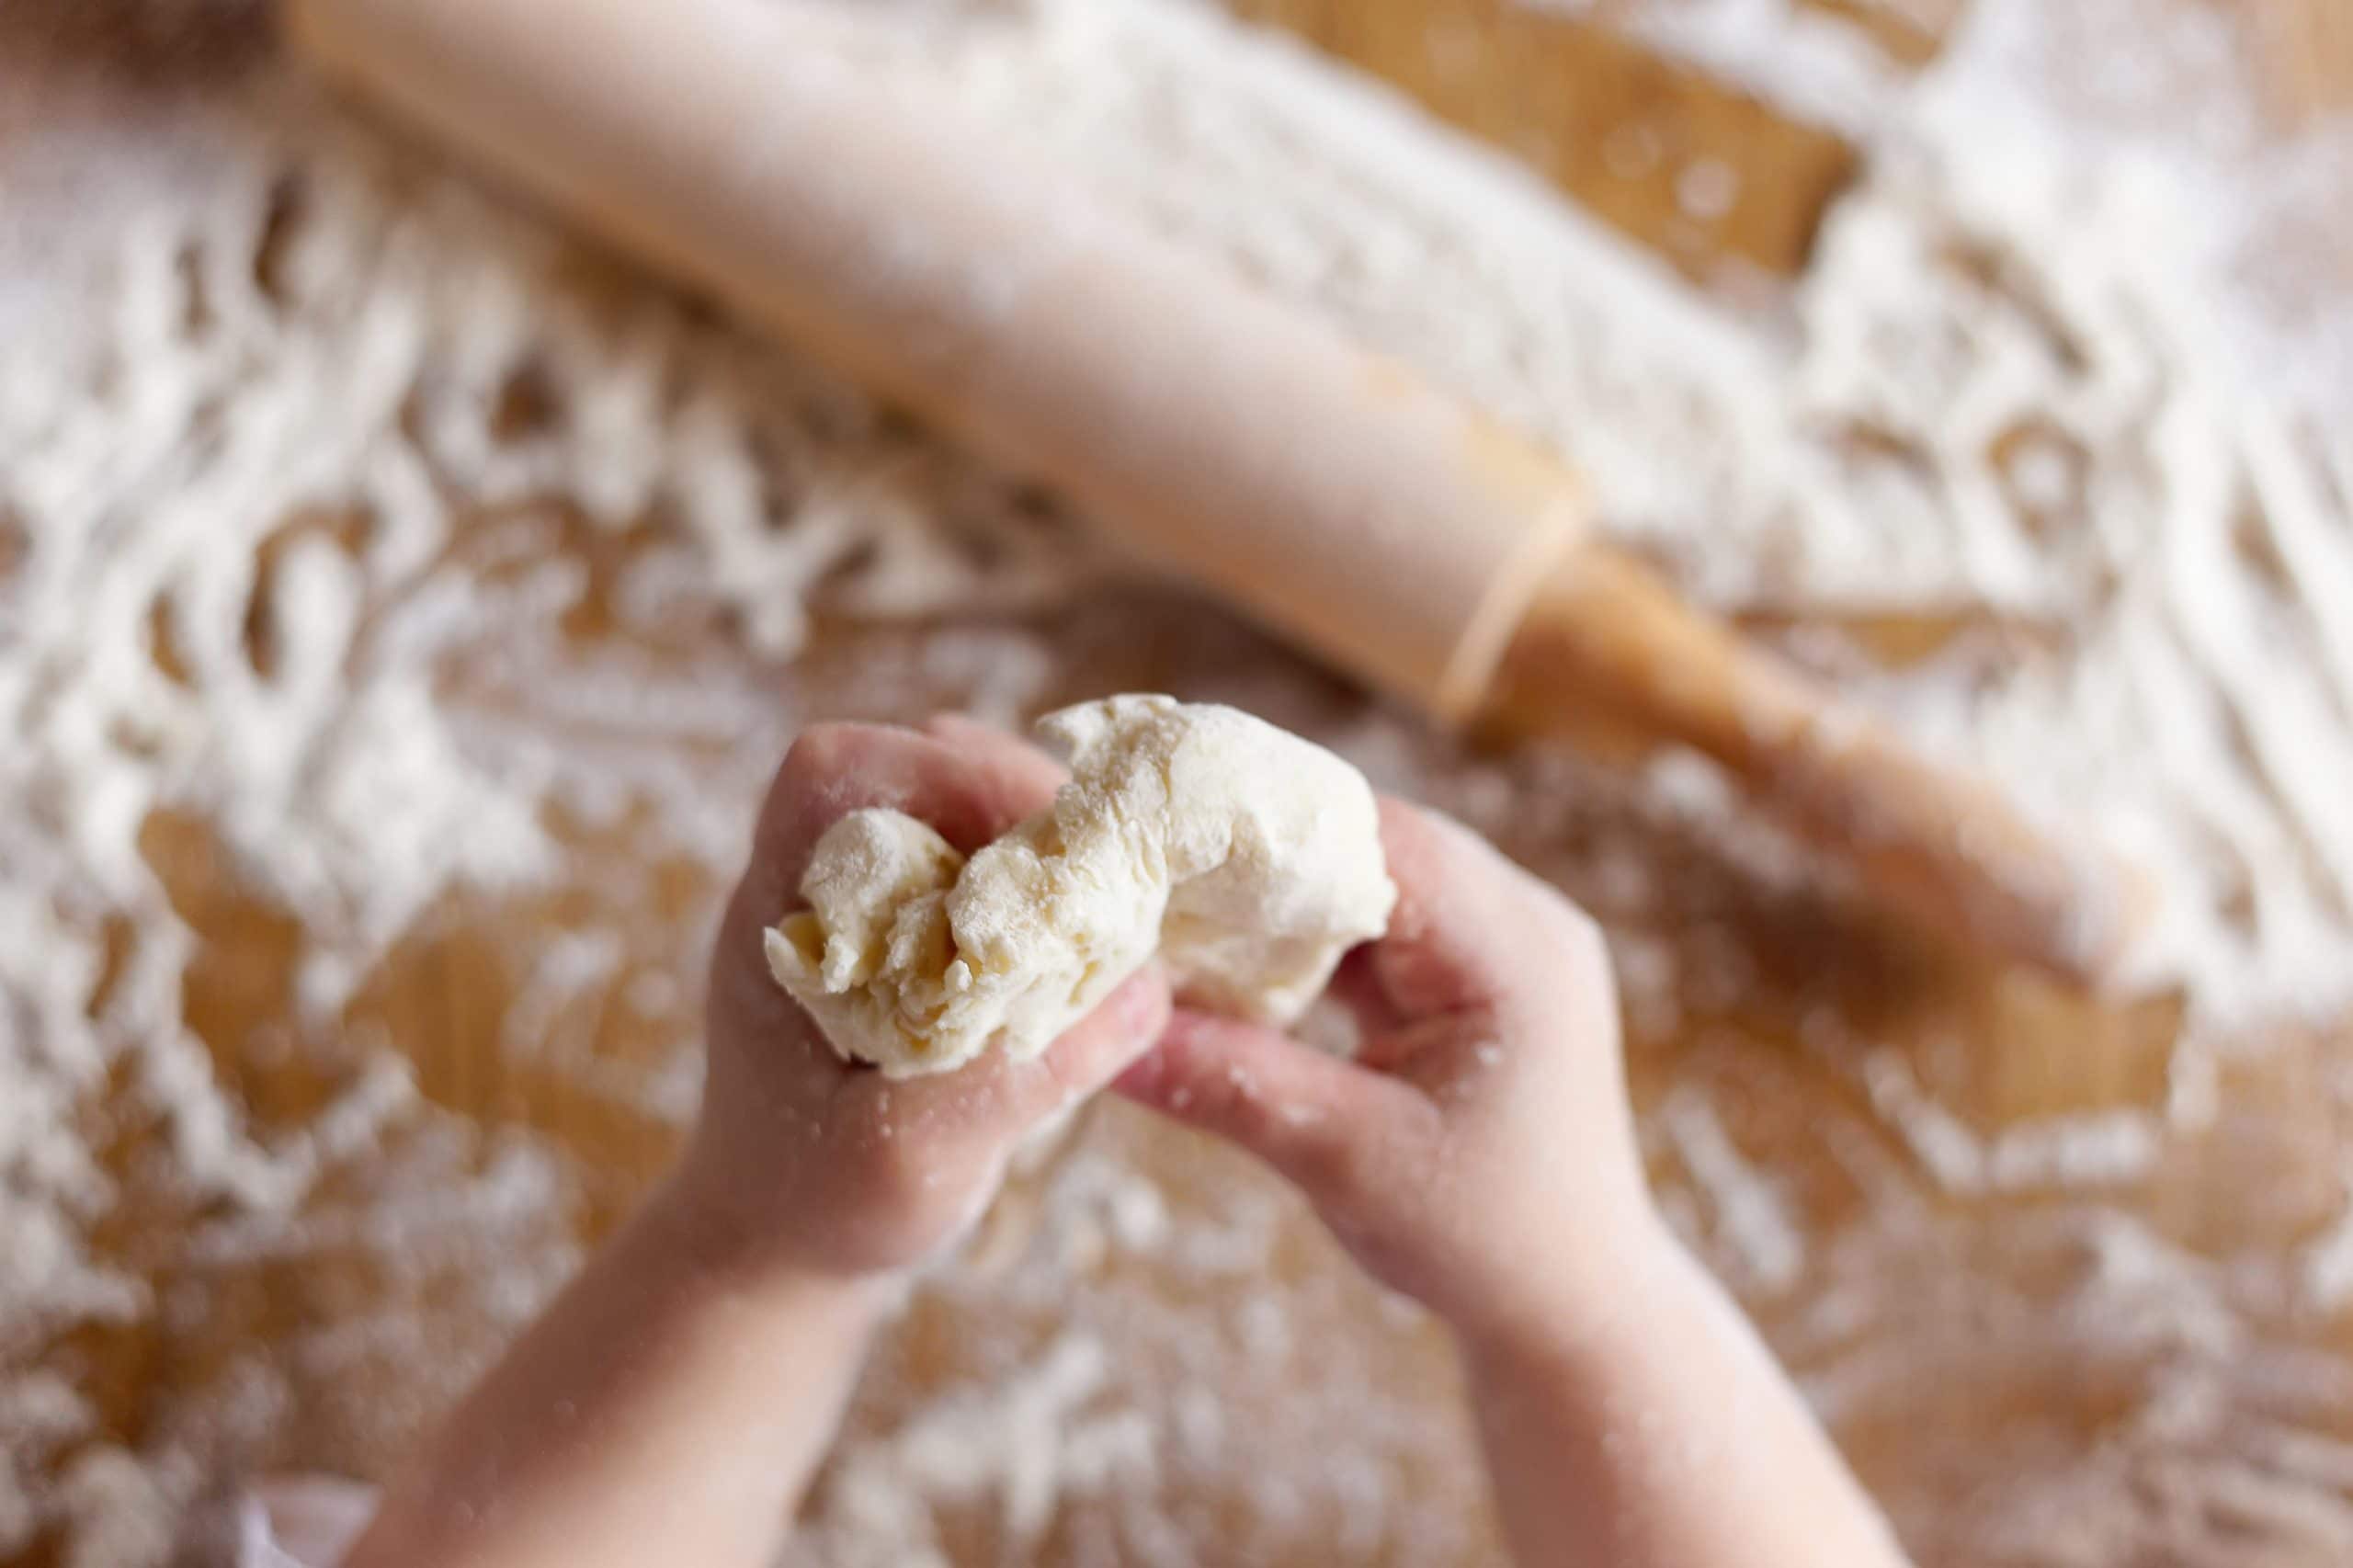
<box><xmin>1233</xmin><ymin>0</ymin><xmax>1861</xmax><ymax>280</ymax></box>
<box><xmin>1483</xmin><ymin>543</ymin><xmax>2152</xmax><ymax>980</ymax></box>
<box><xmin>15</xmin><ymin>4</ymin><xmax>2353</xmax><ymax>1566</ymax></box>
<box><xmin>2245</xmin><ymin>0</ymin><xmax>2353</xmax><ymax>121</ymax></box>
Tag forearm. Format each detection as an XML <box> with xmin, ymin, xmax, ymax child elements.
<box><xmin>344</xmin><ymin>1174</ymin><xmax>887</xmax><ymax>1568</ymax></box>
<box><xmin>1460</xmin><ymin>1221</ymin><xmax>1909</xmax><ymax>1568</ymax></box>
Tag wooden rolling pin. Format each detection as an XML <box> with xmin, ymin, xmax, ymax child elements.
<box><xmin>287</xmin><ymin>0</ymin><xmax>2143</xmax><ymax>982</ymax></box>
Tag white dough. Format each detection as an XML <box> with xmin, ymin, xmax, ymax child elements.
<box><xmin>765</xmin><ymin>695</ymin><xmax>1396</xmax><ymax>1077</ymax></box>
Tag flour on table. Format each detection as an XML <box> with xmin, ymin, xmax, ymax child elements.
<box><xmin>6</xmin><ymin>0</ymin><xmax>2353</xmax><ymax>1562</ymax></box>
<box><xmin>768</xmin><ymin>696</ymin><xmax>1394</xmax><ymax>1076</ymax></box>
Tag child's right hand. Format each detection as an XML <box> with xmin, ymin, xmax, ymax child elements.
<box><xmin>1116</xmin><ymin>798</ymin><xmax>1654</xmax><ymax>1350</ymax></box>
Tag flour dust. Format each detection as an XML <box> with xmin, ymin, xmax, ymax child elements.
<box><xmin>4</xmin><ymin>0</ymin><xmax>2352</xmax><ymax>1562</ymax></box>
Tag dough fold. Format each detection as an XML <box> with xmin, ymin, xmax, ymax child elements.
<box><xmin>765</xmin><ymin>695</ymin><xmax>1396</xmax><ymax>1077</ymax></box>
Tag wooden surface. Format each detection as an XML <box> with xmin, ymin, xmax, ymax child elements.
<box><xmin>17</xmin><ymin>2</ymin><xmax>2353</xmax><ymax>1565</ymax></box>
<box><xmin>1235</xmin><ymin>0</ymin><xmax>1860</xmax><ymax>282</ymax></box>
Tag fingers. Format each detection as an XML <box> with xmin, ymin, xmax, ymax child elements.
<box><xmin>1324</xmin><ymin>945</ymin><xmax>1408</xmax><ymax>1037</ymax></box>
<box><xmin>1357</xmin><ymin>798</ymin><xmax>1608</xmax><ymax>1029</ymax></box>
<box><xmin>715</xmin><ymin>715</ymin><xmax>1066</xmax><ymax>1059</ymax></box>
<box><xmin>916</xmin><ymin>714</ymin><xmax>1072</xmax><ymax>833</ymax></box>
<box><xmin>1029</xmin><ymin>968</ymin><xmax>1176</xmax><ymax>1110</ymax></box>
<box><xmin>731</xmin><ymin>716</ymin><xmax>1066</xmax><ymax>949</ymax></box>
<box><xmin>1357</xmin><ymin>797</ymin><xmax>1529</xmax><ymax>1019</ymax></box>
<box><xmin>751</xmin><ymin>720</ymin><xmax>1064</xmax><ymax>891</ymax></box>
<box><xmin>1116</xmin><ymin>1010</ymin><xmax>1433</xmax><ymax>1207</ymax></box>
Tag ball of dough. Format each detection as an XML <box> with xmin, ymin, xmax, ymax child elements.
<box><xmin>764</xmin><ymin>695</ymin><xmax>1396</xmax><ymax>1077</ymax></box>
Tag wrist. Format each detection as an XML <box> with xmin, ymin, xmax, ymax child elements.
<box><xmin>1447</xmin><ymin>1195</ymin><xmax>1686</xmax><ymax>1377</ymax></box>
<box><xmin>646</xmin><ymin>1152</ymin><xmax>902</xmax><ymax>1312</ymax></box>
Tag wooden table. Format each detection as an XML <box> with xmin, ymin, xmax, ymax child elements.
<box><xmin>13</xmin><ymin>3</ymin><xmax>2353</xmax><ymax>1565</ymax></box>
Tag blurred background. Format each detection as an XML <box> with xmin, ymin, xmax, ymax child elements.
<box><xmin>3</xmin><ymin>0</ymin><xmax>2350</xmax><ymax>1563</ymax></box>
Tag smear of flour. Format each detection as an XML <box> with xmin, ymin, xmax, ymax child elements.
<box><xmin>3</xmin><ymin>0</ymin><xmax>2351</xmax><ymax>1562</ymax></box>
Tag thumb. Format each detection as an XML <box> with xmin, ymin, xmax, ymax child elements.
<box><xmin>1116</xmin><ymin>1010</ymin><xmax>1427</xmax><ymax>1207</ymax></box>
<box><xmin>1025</xmin><ymin>966</ymin><xmax>1175</xmax><ymax>1113</ymax></box>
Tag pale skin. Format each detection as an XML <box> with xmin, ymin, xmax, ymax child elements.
<box><xmin>343</xmin><ymin>716</ymin><xmax>1909</xmax><ymax>1568</ymax></box>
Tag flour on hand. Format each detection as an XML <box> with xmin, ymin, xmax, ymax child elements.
<box><xmin>765</xmin><ymin>695</ymin><xmax>1396</xmax><ymax>1077</ymax></box>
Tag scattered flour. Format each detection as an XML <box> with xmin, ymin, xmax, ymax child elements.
<box><xmin>813</xmin><ymin>1333</ymin><xmax>1156</xmax><ymax>1564</ymax></box>
<box><xmin>1660</xmin><ymin>1090</ymin><xmax>1805</xmax><ymax>1292</ymax></box>
<box><xmin>1862</xmin><ymin>1052</ymin><xmax>2163</xmax><ymax>1196</ymax></box>
<box><xmin>3</xmin><ymin>0</ymin><xmax>2351</xmax><ymax>1562</ymax></box>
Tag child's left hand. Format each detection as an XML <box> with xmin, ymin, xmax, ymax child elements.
<box><xmin>681</xmin><ymin>717</ymin><xmax>1174</xmax><ymax>1278</ymax></box>
<box><xmin>340</xmin><ymin>720</ymin><xmax>1168</xmax><ymax>1568</ymax></box>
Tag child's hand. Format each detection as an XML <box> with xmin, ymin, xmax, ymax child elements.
<box><xmin>686</xmin><ymin>718</ymin><xmax>1173</xmax><ymax>1278</ymax></box>
<box><xmin>1116</xmin><ymin>797</ymin><xmax>1647</xmax><ymax>1346</ymax></box>
<box><xmin>344</xmin><ymin>719</ymin><xmax>1171</xmax><ymax>1568</ymax></box>
<box><xmin>1119</xmin><ymin>800</ymin><xmax>1909</xmax><ymax>1568</ymax></box>
<box><xmin>351</xmin><ymin>728</ymin><xmax>1901</xmax><ymax>1568</ymax></box>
